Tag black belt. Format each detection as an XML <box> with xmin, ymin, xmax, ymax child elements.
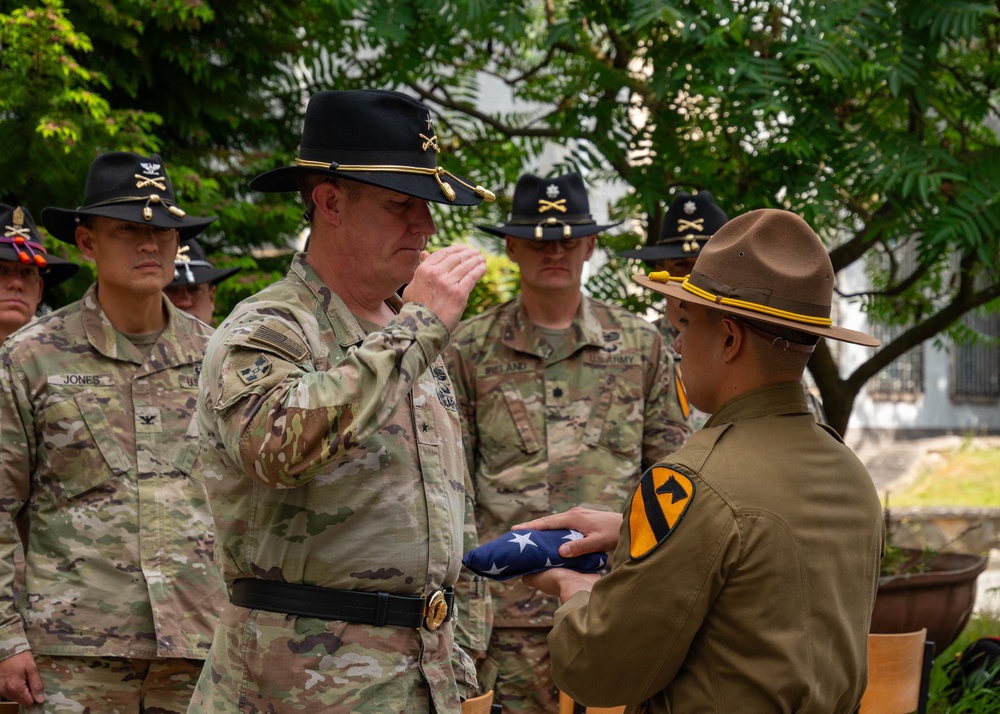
<box><xmin>230</xmin><ymin>578</ymin><xmax>454</xmax><ymax>631</ymax></box>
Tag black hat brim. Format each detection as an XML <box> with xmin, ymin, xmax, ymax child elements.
<box><xmin>0</xmin><ymin>251</ymin><xmax>79</xmax><ymax>289</ymax></box>
<box><xmin>620</xmin><ymin>243</ymin><xmax>699</xmax><ymax>261</ymax></box>
<box><xmin>478</xmin><ymin>221</ymin><xmax>621</xmax><ymax>240</ymax></box>
<box><xmin>169</xmin><ymin>265</ymin><xmax>241</xmax><ymax>287</ymax></box>
<box><xmin>40</xmin><ymin>258</ymin><xmax>80</xmax><ymax>288</ymax></box>
<box><xmin>41</xmin><ymin>205</ymin><xmax>217</xmax><ymax>245</ymax></box>
<box><xmin>249</xmin><ymin>166</ymin><xmax>486</xmax><ymax>207</ymax></box>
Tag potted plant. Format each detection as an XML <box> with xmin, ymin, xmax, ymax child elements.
<box><xmin>872</xmin><ymin>506</ymin><xmax>990</xmax><ymax>652</ymax></box>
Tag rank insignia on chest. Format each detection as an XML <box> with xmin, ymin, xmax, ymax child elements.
<box><xmin>238</xmin><ymin>354</ymin><xmax>272</xmax><ymax>384</ymax></box>
<box><xmin>629</xmin><ymin>465</ymin><xmax>695</xmax><ymax>560</ymax></box>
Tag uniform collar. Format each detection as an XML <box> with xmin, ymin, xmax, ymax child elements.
<box><xmin>705</xmin><ymin>382</ymin><xmax>812</xmax><ymax>428</ymax></box>
<box><xmin>79</xmin><ymin>283</ymin><xmax>206</xmax><ymax>368</ymax></box>
<box><xmin>500</xmin><ymin>294</ymin><xmax>605</xmax><ymax>359</ymax></box>
<box><xmin>290</xmin><ymin>253</ymin><xmax>402</xmax><ymax>347</ymax></box>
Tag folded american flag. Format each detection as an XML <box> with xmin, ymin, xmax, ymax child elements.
<box><xmin>462</xmin><ymin>529</ymin><xmax>608</xmax><ymax>581</ymax></box>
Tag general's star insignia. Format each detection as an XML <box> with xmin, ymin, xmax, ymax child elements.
<box><xmin>629</xmin><ymin>465</ymin><xmax>695</xmax><ymax>560</ymax></box>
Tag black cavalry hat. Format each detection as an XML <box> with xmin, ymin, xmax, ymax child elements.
<box><xmin>249</xmin><ymin>89</ymin><xmax>495</xmax><ymax>207</ymax></box>
<box><xmin>41</xmin><ymin>152</ymin><xmax>217</xmax><ymax>245</ymax></box>
<box><xmin>169</xmin><ymin>238</ymin><xmax>241</xmax><ymax>287</ymax></box>
<box><xmin>621</xmin><ymin>191</ymin><xmax>728</xmax><ymax>263</ymax></box>
<box><xmin>0</xmin><ymin>204</ymin><xmax>79</xmax><ymax>288</ymax></box>
<box><xmin>478</xmin><ymin>172</ymin><xmax>621</xmax><ymax>241</ymax></box>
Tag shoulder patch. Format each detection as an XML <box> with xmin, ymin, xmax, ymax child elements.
<box><xmin>674</xmin><ymin>364</ymin><xmax>691</xmax><ymax>420</ymax></box>
<box><xmin>237</xmin><ymin>354</ymin><xmax>272</xmax><ymax>385</ymax></box>
<box><xmin>248</xmin><ymin>323</ymin><xmax>308</xmax><ymax>362</ymax></box>
<box><xmin>629</xmin><ymin>465</ymin><xmax>695</xmax><ymax>560</ymax></box>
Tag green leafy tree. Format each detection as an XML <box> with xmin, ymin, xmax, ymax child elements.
<box><xmin>287</xmin><ymin>0</ymin><xmax>1000</xmax><ymax>436</ymax></box>
<box><xmin>4</xmin><ymin>0</ymin><xmax>999</xmax><ymax>436</ymax></box>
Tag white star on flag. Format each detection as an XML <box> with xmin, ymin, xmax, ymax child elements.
<box><xmin>508</xmin><ymin>531</ymin><xmax>538</xmax><ymax>552</ymax></box>
<box><xmin>562</xmin><ymin>530</ymin><xmax>585</xmax><ymax>541</ymax></box>
<box><xmin>486</xmin><ymin>562</ymin><xmax>509</xmax><ymax>576</ymax></box>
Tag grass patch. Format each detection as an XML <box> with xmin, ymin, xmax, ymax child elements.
<box><xmin>889</xmin><ymin>442</ymin><xmax>1000</xmax><ymax>508</ymax></box>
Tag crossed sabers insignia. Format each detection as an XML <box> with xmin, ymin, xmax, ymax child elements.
<box><xmin>176</xmin><ymin>244</ymin><xmax>192</xmax><ymax>263</ymax></box>
<box><xmin>4</xmin><ymin>224</ymin><xmax>30</xmax><ymax>240</ymax></box>
<box><xmin>538</xmin><ymin>199</ymin><xmax>567</xmax><ymax>213</ymax></box>
<box><xmin>134</xmin><ymin>175</ymin><xmax>167</xmax><ymax>191</ymax></box>
<box><xmin>677</xmin><ymin>218</ymin><xmax>705</xmax><ymax>233</ymax></box>
<box><xmin>419</xmin><ymin>134</ymin><xmax>441</xmax><ymax>153</ymax></box>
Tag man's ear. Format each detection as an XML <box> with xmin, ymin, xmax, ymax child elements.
<box><xmin>720</xmin><ymin>315</ymin><xmax>746</xmax><ymax>363</ymax></box>
<box><xmin>311</xmin><ymin>181</ymin><xmax>343</xmax><ymax>226</ymax></box>
<box><xmin>583</xmin><ymin>235</ymin><xmax>596</xmax><ymax>260</ymax></box>
<box><xmin>505</xmin><ymin>236</ymin><xmax>519</xmax><ymax>264</ymax></box>
<box><xmin>75</xmin><ymin>224</ymin><xmax>96</xmax><ymax>259</ymax></box>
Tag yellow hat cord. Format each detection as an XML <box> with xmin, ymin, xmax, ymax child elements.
<box><xmin>647</xmin><ymin>270</ymin><xmax>833</xmax><ymax>327</ymax></box>
<box><xmin>295</xmin><ymin>159</ymin><xmax>496</xmax><ymax>204</ymax></box>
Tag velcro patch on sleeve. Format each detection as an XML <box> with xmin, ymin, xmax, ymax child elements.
<box><xmin>629</xmin><ymin>465</ymin><xmax>695</xmax><ymax>560</ymax></box>
<box><xmin>248</xmin><ymin>322</ymin><xmax>308</xmax><ymax>362</ymax></box>
<box><xmin>236</xmin><ymin>354</ymin><xmax>272</xmax><ymax>385</ymax></box>
<box><xmin>674</xmin><ymin>364</ymin><xmax>691</xmax><ymax>420</ymax></box>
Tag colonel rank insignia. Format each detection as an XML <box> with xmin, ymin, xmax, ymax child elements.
<box><xmin>629</xmin><ymin>465</ymin><xmax>695</xmax><ymax>560</ymax></box>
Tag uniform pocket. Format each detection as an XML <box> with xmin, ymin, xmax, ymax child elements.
<box><xmin>583</xmin><ymin>372</ymin><xmax>643</xmax><ymax>460</ymax></box>
<box><xmin>479</xmin><ymin>383</ymin><xmax>542</xmax><ymax>473</ymax></box>
<box><xmin>38</xmin><ymin>390</ymin><xmax>131</xmax><ymax>500</ymax></box>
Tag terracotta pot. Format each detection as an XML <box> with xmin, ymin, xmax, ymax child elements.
<box><xmin>871</xmin><ymin>549</ymin><xmax>989</xmax><ymax>651</ymax></box>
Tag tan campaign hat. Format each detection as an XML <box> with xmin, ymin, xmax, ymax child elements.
<box><xmin>633</xmin><ymin>208</ymin><xmax>880</xmax><ymax>347</ymax></box>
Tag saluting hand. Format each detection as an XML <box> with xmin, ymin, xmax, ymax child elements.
<box><xmin>402</xmin><ymin>245</ymin><xmax>487</xmax><ymax>332</ymax></box>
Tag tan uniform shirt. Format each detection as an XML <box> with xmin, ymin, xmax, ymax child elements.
<box><xmin>0</xmin><ymin>285</ymin><xmax>225</xmax><ymax>660</ymax></box>
<box><xmin>548</xmin><ymin>384</ymin><xmax>884</xmax><ymax>713</ymax></box>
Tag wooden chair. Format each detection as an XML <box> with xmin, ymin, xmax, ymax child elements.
<box><xmin>462</xmin><ymin>689</ymin><xmax>495</xmax><ymax>714</ymax></box>
<box><xmin>559</xmin><ymin>690</ymin><xmax>626</xmax><ymax>714</ymax></box>
<box><xmin>860</xmin><ymin>629</ymin><xmax>934</xmax><ymax>714</ymax></box>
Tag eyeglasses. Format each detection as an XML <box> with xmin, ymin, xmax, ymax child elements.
<box><xmin>0</xmin><ymin>262</ymin><xmax>41</xmax><ymax>284</ymax></box>
<box><xmin>164</xmin><ymin>283</ymin><xmax>210</xmax><ymax>298</ymax></box>
<box><xmin>521</xmin><ymin>237</ymin><xmax>585</xmax><ymax>252</ymax></box>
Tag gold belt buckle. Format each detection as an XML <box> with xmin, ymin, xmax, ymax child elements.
<box><xmin>422</xmin><ymin>589</ymin><xmax>449</xmax><ymax>631</ymax></box>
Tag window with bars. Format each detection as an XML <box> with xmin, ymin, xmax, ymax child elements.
<box><xmin>868</xmin><ymin>323</ymin><xmax>924</xmax><ymax>400</ymax></box>
<box><xmin>951</xmin><ymin>309</ymin><xmax>1000</xmax><ymax>401</ymax></box>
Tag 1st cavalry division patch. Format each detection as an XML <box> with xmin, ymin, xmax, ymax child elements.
<box><xmin>629</xmin><ymin>465</ymin><xmax>695</xmax><ymax>560</ymax></box>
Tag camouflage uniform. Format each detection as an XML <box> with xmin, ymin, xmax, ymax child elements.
<box><xmin>0</xmin><ymin>285</ymin><xmax>226</xmax><ymax>706</ymax></box>
<box><xmin>189</xmin><ymin>254</ymin><xmax>479</xmax><ymax>714</ymax></box>
<box><xmin>445</xmin><ymin>295</ymin><xmax>691</xmax><ymax>713</ymax></box>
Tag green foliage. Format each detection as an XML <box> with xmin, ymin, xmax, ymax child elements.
<box><xmin>3</xmin><ymin>0</ymin><xmax>1000</xmax><ymax>436</ymax></box>
<box><xmin>927</xmin><ymin>613</ymin><xmax>1000</xmax><ymax>713</ymax></box>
